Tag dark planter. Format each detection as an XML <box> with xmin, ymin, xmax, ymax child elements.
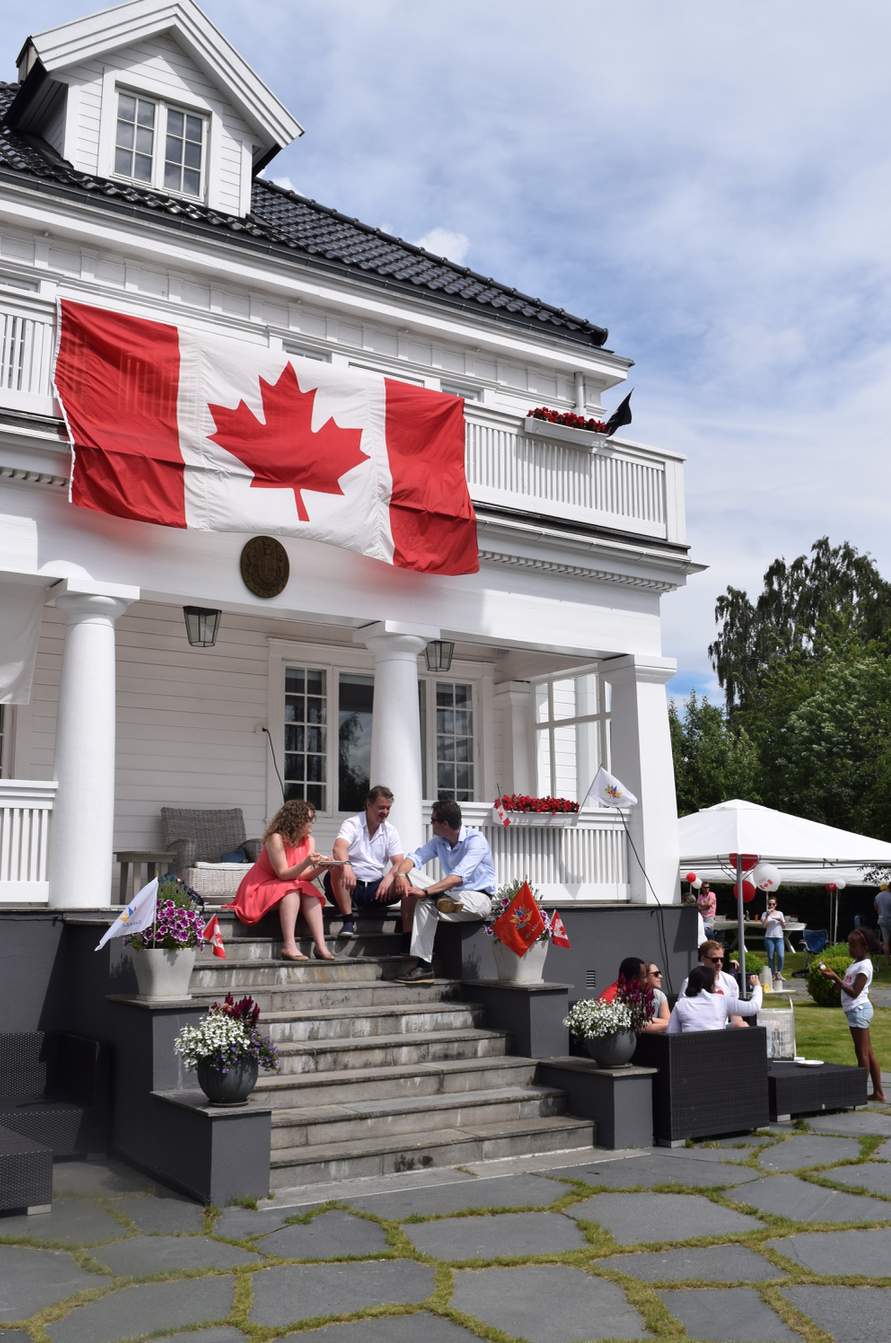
<box><xmin>196</xmin><ymin>1057</ymin><xmax>259</xmax><ymax>1107</ymax></box>
<box><xmin>586</xmin><ymin>1030</ymin><xmax>637</xmax><ymax>1067</ymax></box>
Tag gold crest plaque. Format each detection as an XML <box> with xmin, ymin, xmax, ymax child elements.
<box><xmin>240</xmin><ymin>536</ymin><xmax>290</xmax><ymax>599</ymax></box>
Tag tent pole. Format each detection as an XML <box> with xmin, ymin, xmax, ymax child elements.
<box><xmin>736</xmin><ymin>853</ymin><xmax>747</xmax><ymax>1000</ymax></box>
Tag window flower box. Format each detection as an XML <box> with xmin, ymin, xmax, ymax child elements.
<box><xmin>493</xmin><ymin>809</ymin><xmax>579</xmax><ymax>828</ymax></box>
<box><xmin>523</xmin><ymin>416</ymin><xmax>609</xmax><ymax>451</ymax></box>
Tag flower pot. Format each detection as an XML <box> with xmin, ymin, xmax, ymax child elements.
<box><xmin>132</xmin><ymin>947</ymin><xmax>196</xmax><ymax>999</ymax></box>
<box><xmin>492</xmin><ymin>937</ymin><xmax>549</xmax><ymax>984</ymax></box>
<box><xmin>586</xmin><ymin>1030</ymin><xmax>637</xmax><ymax>1068</ymax></box>
<box><xmin>196</xmin><ymin>1057</ymin><xmax>259</xmax><ymax>1106</ymax></box>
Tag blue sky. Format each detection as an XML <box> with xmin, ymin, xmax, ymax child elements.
<box><xmin>8</xmin><ymin>1</ymin><xmax>891</xmax><ymax>707</ymax></box>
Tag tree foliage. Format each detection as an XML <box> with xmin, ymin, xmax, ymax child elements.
<box><xmin>669</xmin><ymin>691</ymin><xmax>760</xmax><ymax>817</ymax></box>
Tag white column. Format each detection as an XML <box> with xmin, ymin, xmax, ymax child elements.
<box><xmin>356</xmin><ymin>620</ymin><xmax>436</xmax><ymax>854</ymax></box>
<box><xmin>603</xmin><ymin>654</ymin><xmax>679</xmax><ymax>906</ymax></box>
<box><xmin>493</xmin><ymin>680</ymin><xmax>533</xmax><ymax>795</ymax></box>
<box><xmin>49</xmin><ymin>580</ymin><xmax>138</xmax><ymax>909</ymax></box>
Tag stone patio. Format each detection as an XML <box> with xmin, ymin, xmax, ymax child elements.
<box><xmin>1</xmin><ymin>1106</ymin><xmax>891</xmax><ymax>1342</ymax></box>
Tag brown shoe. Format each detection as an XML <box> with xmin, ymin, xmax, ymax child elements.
<box><xmin>396</xmin><ymin>963</ymin><xmax>434</xmax><ymax>984</ymax></box>
<box><xmin>436</xmin><ymin>897</ymin><xmax>464</xmax><ymax>914</ymax></box>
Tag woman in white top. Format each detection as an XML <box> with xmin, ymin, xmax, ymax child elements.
<box><xmin>668</xmin><ymin>965</ymin><xmax>763</xmax><ymax>1033</ymax></box>
<box><xmin>760</xmin><ymin>898</ymin><xmax>787</xmax><ymax>981</ymax></box>
<box><xmin>641</xmin><ymin>962</ymin><xmax>670</xmax><ymax>1033</ymax></box>
<box><xmin>820</xmin><ymin>929</ymin><xmax>886</xmax><ymax>1102</ymax></box>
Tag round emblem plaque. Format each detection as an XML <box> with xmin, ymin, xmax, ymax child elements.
<box><xmin>240</xmin><ymin>536</ymin><xmax>290</xmax><ymax>599</ymax></box>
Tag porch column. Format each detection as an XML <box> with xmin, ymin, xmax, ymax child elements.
<box><xmin>603</xmin><ymin>654</ymin><xmax>679</xmax><ymax>906</ymax></box>
<box><xmin>493</xmin><ymin>680</ymin><xmax>533</xmax><ymax>795</ymax></box>
<box><xmin>356</xmin><ymin>620</ymin><xmax>435</xmax><ymax>854</ymax></box>
<box><xmin>49</xmin><ymin>580</ymin><xmax>138</xmax><ymax>909</ymax></box>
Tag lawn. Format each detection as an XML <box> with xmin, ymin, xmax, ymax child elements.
<box><xmin>791</xmin><ymin>1002</ymin><xmax>891</xmax><ymax>1068</ymax></box>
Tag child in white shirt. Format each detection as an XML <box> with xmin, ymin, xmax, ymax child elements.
<box><xmin>820</xmin><ymin>929</ymin><xmax>885</xmax><ymax>1102</ymax></box>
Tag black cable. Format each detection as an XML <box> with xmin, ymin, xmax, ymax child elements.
<box><xmin>262</xmin><ymin>727</ymin><xmax>287</xmax><ymax>803</ymax></box>
<box><xmin>619</xmin><ymin>811</ymin><xmax>675</xmax><ymax>998</ymax></box>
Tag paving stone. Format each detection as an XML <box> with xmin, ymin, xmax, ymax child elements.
<box><xmin>756</xmin><ymin>1135</ymin><xmax>862</xmax><ymax>1171</ymax></box>
<box><xmin>566</xmin><ymin>1192</ymin><xmax>763</xmax><ymax>1244</ymax></box>
<box><xmin>808</xmin><ymin>1111</ymin><xmax>891</xmax><ymax>1137</ymax></box>
<box><xmin>52</xmin><ymin>1160</ymin><xmax>156</xmax><ymax>1198</ymax></box>
<box><xmin>249</xmin><ymin>1260</ymin><xmax>435</xmax><ymax>1327</ymax></box>
<box><xmin>115</xmin><ymin>1195</ymin><xmax>206</xmax><ymax>1234</ymax></box>
<box><xmin>94</xmin><ymin>1234</ymin><xmax>260</xmax><ymax>1275</ymax></box>
<box><xmin>767</xmin><ymin>1226</ymin><xmax>891</xmax><ymax>1274</ymax></box>
<box><xmin>824</xmin><ymin>1162</ymin><xmax>891</xmax><ymax>1196</ymax></box>
<box><xmin>344</xmin><ymin>1173</ymin><xmax>568</xmax><ymax>1219</ymax></box>
<box><xmin>452</xmin><ymin>1263</ymin><xmax>648</xmax><ymax>1341</ymax></box>
<box><xmin>0</xmin><ymin>1245</ymin><xmax>106</xmax><ymax>1321</ymax></box>
<box><xmin>276</xmin><ymin>1314</ymin><xmax>481</xmax><ymax>1342</ymax></box>
<box><xmin>213</xmin><ymin>1206</ymin><xmax>298</xmax><ymax>1239</ymax></box>
<box><xmin>258</xmin><ymin>1209</ymin><xmax>388</xmax><ymax>1259</ymax></box>
<box><xmin>0</xmin><ymin>1332</ymin><xmax>30</xmax><ymax>1342</ymax></box>
<box><xmin>551</xmin><ymin>1155</ymin><xmax>760</xmax><ymax>1189</ymax></box>
<box><xmin>161</xmin><ymin>1333</ymin><xmax>247</xmax><ymax>1343</ymax></box>
<box><xmin>654</xmin><ymin>1146</ymin><xmax>760</xmax><ymax>1163</ymax></box>
<box><xmin>404</xmin><ymin>1210</ymin><xmax>585</xmax><ymax>1260</ymax></box>
<box><xmin>596</xmin><ymin>1243</ymin><xmax>784</xmax><ymax>1282</ymax></box>
<box><xmin>733</xmin><ymin>1174</ymin><xmax>891</xmax><ymax>1222</ymax></box>
<box><xmin>782</xmin><ymin>1286</ymin><xmax>891</xmax><ymax>1342</ymax></box>
<box><xmin>0</xmin><ymin>1201</ymin><xmax>129</xmax><ymax>1246</ymax></box>
<box><xmin>46</xmin><ymin>1275</ymin><xmax>235</xmax><ymax>1343</ymax></box>
<box><xmin>658</xmin><ymin>1287</ymin><xmax>799</xmax><ymax>1341</ymax></box>
<box><xmin>874</xmin><ymin>1139</ymin><xmax>891</xmax><ymax>1161</ymax></box>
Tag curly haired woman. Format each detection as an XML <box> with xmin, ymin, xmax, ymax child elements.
<box><xmin>230</xmin><ymin>800</ymin><xmax>334</xmax><ymax>961</ymax></box>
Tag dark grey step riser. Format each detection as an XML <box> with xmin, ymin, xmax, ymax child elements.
<box><xmin>269</xmin><ymin>1096</ymin><xmax>566</xmax><ymax>1148</ymax></box>
<box><xmin>273</xmin><ymin>1036</ymin><xmax>510</xmax><ymax>1074</ymax></box>
<box><xmin>255</xmin><ymin>1060</ymin><xmax>538</xmax><ymax>1106</ymax></box>
<box><xmin>191</xmin><ymin>959</ymin><xmax>413</xmax><ymax>988</ymax></box>
<box><xmin>190</xmin><ymin>983</ymin><xmax>463</xmax><ymax>1012</ymax></box>
<box><xmin>211</xmin><ymin>938</ymin><xmax>405</xmax><ymax>962</ymax></box>
<box><xmin>267</xmin><ymin>1009</ymin><xmax>483</xmax><ymax>1042</ymax></box>
<box><xmin>269</xmin><ymin>1122</ymin><xmax>595</xmax><ymax>1186</ymax></box>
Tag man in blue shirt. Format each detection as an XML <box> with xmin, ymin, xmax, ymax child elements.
<box><xmin>393</xmin><ymin>798</ymin><xmax>496</xmax><ymax>983</ymax></box>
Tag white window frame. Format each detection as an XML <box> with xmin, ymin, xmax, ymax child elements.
<box><xmin>531</xmin><ymin>663</ymin><xmax>611</xmax><ymax>802</ymax></box>
<box><xmin>101</xmin><ymin>77</ymin><xmax>213</xmax><ymax>203</ymax></box>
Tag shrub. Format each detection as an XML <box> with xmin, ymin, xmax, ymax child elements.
<box><xmin>806</xmin><ymin>956</ymin><xmax>852</xmax><ymax>1007</ymax></box>
<box><xmin>741</xmin><ymin>951</ymin><xmax>765</xmax><ymax>976</ymax></box>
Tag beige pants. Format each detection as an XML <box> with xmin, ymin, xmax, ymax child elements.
<box><xmin>406</xmin><ymin>869</ymin><xmax>492</xmax><ymax>962</ymax></box>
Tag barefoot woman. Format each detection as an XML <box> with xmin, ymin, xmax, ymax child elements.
<box><xmin>820</xmin><ymin>928</ymin><xmax>886</xmax><ymax>1102</ymax></box>
<box><xmin>231</xmin><ymin>800</ymin><xmax>335</xmax><ymax>961</ymax></box>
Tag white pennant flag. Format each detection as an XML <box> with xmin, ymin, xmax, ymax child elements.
<box><xmin>95</xmin><ymin>878</ymin><xmax>158</xmax><ymax>951</ymax></box>
<box><xmin>584</xmin><ymin>766</ymin><xmax>638</xmax><ymax>809</ymax></box>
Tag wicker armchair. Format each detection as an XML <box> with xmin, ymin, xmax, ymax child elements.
<box><xmin>161</xmin><ymin>808</ymin><xmax>262</xmax><ymax>877</ymax></box>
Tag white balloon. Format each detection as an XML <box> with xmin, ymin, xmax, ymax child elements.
<box><xmin>692</xmin><ymin>877</ymin><xmax>703</xmax><ymax>890</ymax></box>
<box><xmin>835</xmin><ymin>877</ymin><xmax>847</xmax><ymax>890</ymax></box>
<box><xmin>752</xmin><ymin>861</ymin><xmax>781</xmax><ymax>892</ymax></box>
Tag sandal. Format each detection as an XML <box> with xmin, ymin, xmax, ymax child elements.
<box><xmin>281</xmin><ymin>949</ymin><xmax>308</xmax><ymax>961</ymax></box>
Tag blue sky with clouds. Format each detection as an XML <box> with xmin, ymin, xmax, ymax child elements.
<box><xmin>7</xmin><ymin>0</ymin><xmax>891</xmax><ymax>706</ymax></box>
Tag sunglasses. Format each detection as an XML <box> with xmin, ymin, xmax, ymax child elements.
<box><xmin>650</xmin><ymin>969</ymin><xmax>662</xmax><ymax>976</ymax></box>
<box><xmin>705</xmin><ymin>955</ymin><xmax>724</xmax><ymax>963</ymax></box>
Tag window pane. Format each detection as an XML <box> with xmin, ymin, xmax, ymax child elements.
<box><xmin>575</xmin><ymin>718</ymin><xmax>600</xmax><ymax>802</ymax></box>
<box><xmin>184</xmin><ymin>139</ymin><xmax>201</xmax><ymax>168</ymax></box>
<box><xmin>118</xmin><ymin>93</ymin><xmax>135</xmax><ymax>121</ymax></box>
<box><xmin>136</xmin><ymin>101</ymin><xmax>155</xmax><ymax>128</ymax></box>
<box><xmin>552</xmin><ymin>724</ymin><xmax>576</xmax><ymax>799</ymax></box>
<box><xmin>135</xmin><ymin>126</ymin><xmax>154</xmax><ymax>154</ymax></box>
<box><xmin>134</xmin><ymin>154</ymin><xmax>152</xmax><ymax>181</ymax></box>
<box><xmin>338</xmin><ymin>673</ymin><xmax>374</xmax><ymax>812</ymax></box>
<box><xmin>436</xmin><ymin>684</ymin><xmax>454</xmax><ymax>708</ymax></box>
<box><xmin>551</xmin><ymin>678</ymin><xmax>577</xmax><ymax>721</ymax></box>
<box><xmin>436</xmin><ymin>708</ymin><xmax>453</xmax><ymax>734</ymax></box>
<box><xmin>116</xmin><ymin>120</ymin><xmax>134</xmax><ymax>150</ymax></box>
<box><xmin>534</xmin><ymin>682</ymin><xmax>550</xmax><ymax>724</ymax></box>
<box><xmin>283</xmin><ymin>666</ymin><xmax>326</xmax><ymax>809</ymax></box>
<box><xmin>435</xmin><ymin>681</ymin><xmax>473</xmax><ymax>801</ymax></box>
<box><xmin>536</xmin><ymin>728</ymin><xmax>552</xmax><ymax>797</ymax></box>
<box><xmin>164</xmin><ymin>161</ymin><xmax>180</xmax><ymax>190</ymax></box>
<box><xmin>114</xmin><ymin>147</ymin><xmax>132</xmax><ymax>175</ymax></box>
<box><xmin>185</xmin><ymin>114</ymin><xmax>202</xmax><ymax>141</ymax></box>
<box><xmin>167</xmin><ymin>109</ymin><xmax>184</xmax><ymax>136</ymax></box>
<box><xmin>183</xmin><ymin>168</ymin><xmax>201</xmax><ymax>195</ymax></box>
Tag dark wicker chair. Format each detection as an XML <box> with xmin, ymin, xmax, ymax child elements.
<box><xmin>633</xmin><ymin>1028</ymin><xmax>769</xmax><ymax>1144</ymax></box>
<box><xmin>0</xmin><ymin>1032</ymin><xmax>110</xmax><ymax>1157</ymax></box>
<box><xmin>161</xmin><ymin>807</ymin><xmax>263</xmax><ymax>877</ymax></box>
<box><xmin>0</xmin><ymin>1125</ymin><xmax>52</xmax><ymax>1214</ymax></box>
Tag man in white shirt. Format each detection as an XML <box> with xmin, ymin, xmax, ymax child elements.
<box><xmin>325</xmin><ymin>785</ymin><xmax>404</xmax><ymax>937</ymax></box>
<box><xmin>679</xmin><ymin>941</ymin><xmax>758</xmax><ymax>1027</ymax></box>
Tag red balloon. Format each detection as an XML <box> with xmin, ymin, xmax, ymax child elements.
<box><xmin>685</xmin><ymin>872</ymin><xmax>697</xmax><ymax>883</ymax></box>
<box><xmin>741</xmin><ymin>879</ymin><xmax>756</xmax><ymax>903</ymax></box>
<box><xmin>826</xmin><ymin>883</ymin><xmax>837</xmax><ymax>892</ymax></box>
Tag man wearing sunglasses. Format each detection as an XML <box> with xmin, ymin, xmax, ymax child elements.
<box><xmin>680</xmin><ymin>940</ymin><xmax>758</xmax><ymax>1026</ymax></box>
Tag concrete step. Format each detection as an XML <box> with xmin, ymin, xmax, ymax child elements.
<box><xmin>273</xmin><ymin>1027</ymin><xmax>510</xmax><ymax>1075</ymax></box>
<box><xmin>266</xmin><ymin>1084</ymin><xmax>567</xmax><ymax>1148</ymax></box>
<box><xmin>263</xmin><ymin>1001</ymin><xmax>485</xmax><ymax>1043</ymax></box>
<box><xmin>189</xmin><ymin>978</ymin><xmax>464</xmax><ymax>1013</ymax></box>
<box><xmin>208</xmin><ymin>933</ymin><xmax>405</xmax><ymax>962</ymax></box>
<box><xmin>190</xmin><ymin>954</ymin><xmax>415</xmax><ymax>990</ymax></box>
<box><xmin>253</xmin><ymin>1055</ymin><xmax>538</xmax><ymax>1107</ymax></box>
<box><xmin>269</xmin><ymin>1114</ymin><xmax>596</xmax><ymax>1186</ymax></box>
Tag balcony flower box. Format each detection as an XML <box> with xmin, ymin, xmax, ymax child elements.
<box><xmin>493</xmin><ymin>809</ymin><xmax>579</xmax><ymax>828</ymax></box>
<box><xmin>523</xmin><ymin>415</ymin><xmax>609</xmax><ymax>451</ymax></box>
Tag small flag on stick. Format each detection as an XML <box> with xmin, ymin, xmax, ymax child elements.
<box><xmin>550</xmin><ymin>910</ymin><xmax>571</xmax><ymax>948</ymax></box>
<box><xmin>95</xmin><ymin>878</ymin><xmax>158</xmax><ymax>951</ymax></box>
<box><xmin>492</xmin><ymin>881</ymin><xmax>545</xmax><ymax>957</ymax></box>
<box><xmin>493</xmin><ymin>795</ymin><xmax>511</xmax><ymax>828</ymax></box>
<box><xmin>203</xmin><ymin>914</ymin><xmax>226</xmax><ymax>959</ymax></box>
<box><xmin>584</xmin><ymin>766</ymin><xmax>638</xmax><ymax>809</ymax></box>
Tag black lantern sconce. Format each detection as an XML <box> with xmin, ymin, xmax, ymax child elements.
<box><xmin>424</xmin><ymin>639</ymin><xmax>454</xmax><ymax>673</ymax></box>
<box><xmin>183</xmin><ymin>606</ymin><xmax>222</xmax><ymax>648</ymax></box>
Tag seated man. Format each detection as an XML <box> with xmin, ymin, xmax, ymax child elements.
<box><xmin>393</xmin><ymin>799</ymin><xmax>496</xmax><ymax>984</ymax></box>
<box><xmin>679</xmin><ymin>939</ymin><xmax>758</xmax><ymax>1027</ymax></box>
<box><xmin>324</xmin><ymin>785</ymin><xmax>404</xmax><ymax>937</ymax></box>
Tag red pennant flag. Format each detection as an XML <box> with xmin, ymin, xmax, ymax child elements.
<box><xmin>492</xmin><ymin>881</ymin><xmax>545</xmax><ymax>957</ymax></box>
<box><xmin>202</xmin><ymin>914</ymin><xmax>226</xmax><ymax>960</ymax></box>
<box><xmin>550</xmin><ymin>910</ymin><xmax>571</xmax><ymax>949</ymax></box>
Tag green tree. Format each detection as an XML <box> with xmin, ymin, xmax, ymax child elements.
<box><xmin>669</xmin><ymin>691</ymin><xmax>761</xmax><ymax>816</ymax></box>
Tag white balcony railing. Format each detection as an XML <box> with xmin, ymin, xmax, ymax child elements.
<box><xmin>0</xmin><ymin>297</ymin><xmax>56</xmax><ymax>416</ymax></box>
<box><xmin>0</xmin><ymin>780</ymin><xmax>57</xmax><ymax>902</ymax></box>
<box><xmin>422</xmin><ymin>802</ymin><xmax>629</xmax><ymax>902</ymax></box>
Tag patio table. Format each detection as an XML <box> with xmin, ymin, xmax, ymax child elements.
<box><xmin>712</xmin><ymin>916</ymin><xmax>805</xmax><ymax>956</ymax></box>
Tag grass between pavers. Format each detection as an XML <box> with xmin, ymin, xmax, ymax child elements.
<box><xmin>8</xmin><ymin>1167</ymin><xmax>891</xmax><ymax>1342</ymax></box>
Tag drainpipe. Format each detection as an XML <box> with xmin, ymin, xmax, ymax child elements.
<box><xmin>573</xmin><ymin>372</ymin><xmax>585</xmax><ymax>413</ymax></box>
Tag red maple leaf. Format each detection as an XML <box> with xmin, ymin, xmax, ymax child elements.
<box><xmin>207</xmin><ymin>362</ymin><xmax>368</xmax><ymax>521</ymax></box>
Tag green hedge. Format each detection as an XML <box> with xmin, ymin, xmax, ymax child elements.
<box><xmin>741</xmin><ymin>951</ymin><xmax>765</xmax><ymax>976</ymax></box>
<box><xmin>807</xmin><ymin>956</ymin><xmax>852</xmax><ymax>1007</ymax></box>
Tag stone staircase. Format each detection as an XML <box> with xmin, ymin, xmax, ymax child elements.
<box><xmin>188</xmin><ymin>910</ymin><xmax>594</xmax><ymax>1187</ymax></box>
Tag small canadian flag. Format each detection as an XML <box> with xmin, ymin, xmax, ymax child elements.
<box><xmin>202</xmin><ymin>914</ymin><xmax>226</xmax><ymax>960</ymax></box>
<box><xmin>493</xmin><ymin>796</ymin><xmax>511</xmax><ymax>828</ymax></box>
<box><xmin>550</xmin><ymin>910</ymin><xmax>571</xmax><ymax>949</ymax></box>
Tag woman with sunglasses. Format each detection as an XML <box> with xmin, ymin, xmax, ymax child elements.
<box><xmin>641</xmin><ymin>963</ymin><xmax>670</xmax><ymax>1033</ymax></box>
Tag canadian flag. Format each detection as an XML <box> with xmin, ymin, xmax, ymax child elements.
<box><xmin>202</xmin><ymin>914</ymin><xmax>226</xmax><ymax>960</ymax></box>
<box><xmin>54</xmin><ymin>301</ymin><xmax>479</xmax><ymax>576</ymax></box>
<box><xmin>549</xmin><ymin>910</ymin><xmax>571</xmax><ymax>948</ymax></box>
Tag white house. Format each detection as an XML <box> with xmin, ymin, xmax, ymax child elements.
<box><xmin>0</xmin><ymin>0</ymin><xmax>699</xmax><ymax>913</ymax></box>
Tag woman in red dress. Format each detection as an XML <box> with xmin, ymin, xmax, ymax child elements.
<box><xmin>231</xmin><ymin>800</ymin><xmax>335</xmax><ymax>961</ymax></box>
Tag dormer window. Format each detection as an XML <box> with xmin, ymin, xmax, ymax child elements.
<box><xmin>113</xmin><ymin>90</ymin><xmax>205</xmax><ymax>198</ymax></box>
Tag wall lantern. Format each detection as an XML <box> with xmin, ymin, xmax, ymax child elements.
<box><xmin>425</xmin><ymin>640</ymin><xmax>454</xmax><ymax>672</ymax></box>
<box><xmin>183</xmin><ymin>606</ymin><xmax>222</xmax><ymax>647</ymax></box>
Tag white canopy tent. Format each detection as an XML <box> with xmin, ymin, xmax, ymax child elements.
<box><xmin>678</xmin><ymin>799</ymin><xmax>891</xmax><ymax>975</ymax></box>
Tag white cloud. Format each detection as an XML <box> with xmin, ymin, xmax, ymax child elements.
<box><xmin>411</xmin><ymin>227</ymin><xmax>470</xmax><ymax>264</ymax></box>
<box><xmin>270</xmin><ymin>175</ymin><xmax>297</xmax><ymax>194</ymax></box>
